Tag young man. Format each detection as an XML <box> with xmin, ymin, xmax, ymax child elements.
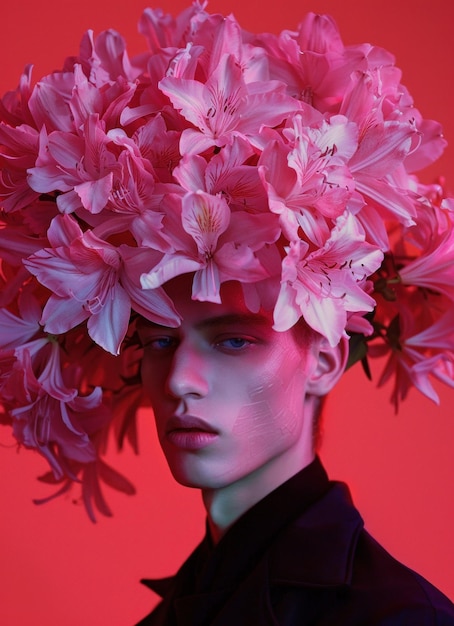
<box><xmin>1</xmin><ymin>5</ymin><xmax>454</xmax><ymax>624</ymax></box>
<box><xmin>136</xmin><ymin>276</ymin><xmax>454</xmax><ymax>625</ymax></box>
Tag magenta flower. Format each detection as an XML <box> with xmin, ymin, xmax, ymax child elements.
<box><xmin>398</xmin><ymin>227</ymin><xmax>454</xmax><ymax>301</ymax></box>
<box><xmin>138</xmin><ymin>3</ymin><xmax>206</xmax><ymax>53</ymax></box>
<box><xmin>372</xmin><ymin>304</ymin><xmax>454</xmax><ymax>409</ymax></box>
<box><xmin>174</xmin><ymin>136</ymin><xmax>268</xmax><ymax>212</ymax></box>
<box><xmin>24</xmin><ymin>214</ymin><xmax>180</xmax><ymax>354</ymax></box>
<box><xmin>27</xmin><ymin>71</ymin><xmax>77</xmax><ymax>133</ymax></box>
<box><xmin>0</xmin><ymin>64</ymin><xmax>35</xmax><ymax>128</ymax></box>
<box><xmin>68</xmin><ymin>64</ymin><xmax>137</xmax><ymax>131</ymax></box>
<box><xmin>128</xmin><ymin>114</ymin><xmax>181</xmax><ymax>183</ymax></box>
<box><xmin>159</xmin><ymin>53</ymin><xmax>298</xmax><ymax>155</ymax></box>
<box><xmin>141</xmin><ymin>190</ymin><xmax>280</xmax><ymax>302</ymax></box>
<box><xmin>262</xmin><ymin>12</ymin><xmax>368</xmax><ymax>112</ymax></box>
<box><xmin>10</xmin><ymin>343</ymin><xmax>107</xmax><ymax>479</ymax></box>
<box><xmin>338</xmin><ymin>71</ymin><xmax>424</xmax><ymax>245</ymax></box>
<box><xmin>28</xmin><ymin>115</ymin><xmax>118</xmax><ymax>214</ymax></box>
<box><xmin>259</xmin><ymin>113</ymin><xmax>357</xmax><ymax>245</ymax></box>
<box><xmin>0</xmin><ymin>292</ymin><xmax>42</xmax><ymax>349</ymax></box>
<box><xmin>0</xmin><ymin>205</ymin><xmax>50</xmax><ymax>265</ymax></box>
<box><xmin>406</xmin><ymin>309</ymin><xmax>454</xmax><ymax>352</ymax></box>
<box><xmin>274</xmin><ymin>212</ymin><xmax>383</xmax><ymax>345</ymax></box>
<box><xmin>0</xmin><ymin>122</ymin><xmax>40</xmax><ymax>212</ymax></box>
<box><xmin>118</xmin><ymin>244</ymin><xmax>181</xmax><ymax>325</ymax></box>
<box><xmin>93</xmin><ymin>148</ymin><xmax>170</xmax><ymax>246</ymax></box>
<box><xmin>76</xmin><ymin>28</ymin><xmax>138</xmax><ymax>84</ymax></box>
<box><xmin>348</xmin><ymin>119</ymin><xmax>419</xmax><ymax>226</ymax></box>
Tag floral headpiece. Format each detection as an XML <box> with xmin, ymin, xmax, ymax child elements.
<box><xmin>1</xmin><ymin>2</ymin><xmax>453</xmax><ymax>519</ymax></box>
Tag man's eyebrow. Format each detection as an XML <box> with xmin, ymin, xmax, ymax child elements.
<box><xmin>137</xmin><ymin>313</ymin><xmax>273</xmax><ymax>332</ymax></box>
<box><xmin>136</xmin><ymin>320</ymin><xmax>176</xmax><ymax>332</ymax></box>
<box><xmin>194</xmin><ymin>313</ymin><xmax>272</xmax><ymax>330</ymax></box>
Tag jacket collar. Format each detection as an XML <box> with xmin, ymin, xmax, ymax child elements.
<box><xmin>269</xmin><ymin>481</ymin><xmax>364</xmax><ymax>587</ymax></box>
<box><xmin>142</xmin><ymin>457</ymin><xmax>364</xmax><ymax>598</ymax></box>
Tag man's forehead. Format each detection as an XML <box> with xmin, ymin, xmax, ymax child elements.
<box><xmin>139</xmin><ymin>311</ymin><xmax>274</xmax><ymax>332</ymax></box>
<box><xmin>159</xmin><ymin>276</ymin><xmax>274</xmax><ymax>328</ymax></box>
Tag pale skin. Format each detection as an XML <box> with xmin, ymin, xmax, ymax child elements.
<box><xmin>140</xmin><ymin>276</ymin><xmax>347</xmax><ymax>543</ymax></box>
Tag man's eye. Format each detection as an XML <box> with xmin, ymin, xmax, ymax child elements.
<box><xmin>144</xmin><ymin>336</ymin><xmax>177</xmax><ymax>350</ymax></box>
<box><xmin>216</xmin><ymin>337</ymin><xmax>253</xmax><ymax>351</ymax></box>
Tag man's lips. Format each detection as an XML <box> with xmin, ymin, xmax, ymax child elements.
<box><xmin>165</xmin><ymin>415</ymin><xmax>219</xmax><ymax>435</ymax></box>
<box><xmin>164</xmin><ymin>416</ymin><xmax>219</xmax><ymax>450</ymax></box>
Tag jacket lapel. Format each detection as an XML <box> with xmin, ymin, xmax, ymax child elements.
<box><xmin>269</xmin><ymin>482</ymin><xmax>363</xmax><ymax>587</ymax></box>
<box><xmin>138</xmin><ymin>461</ymin><xmax>364</xmax><ymax>625</ymax></box>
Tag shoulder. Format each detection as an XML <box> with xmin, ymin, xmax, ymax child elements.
<box><xmin>268</xmin><ymin>482</ymin><xmax>454</xmax><ymax>625</ymax></box>
<box><xmin>350</xmin><ymin>530</ymin><xmax>454</xmax><ymax>624</ymax></box>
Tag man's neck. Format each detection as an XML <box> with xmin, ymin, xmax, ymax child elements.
<box><xmin>202</xmin><ymin>447</ymin><xmax>315</xmax><ymax>544</ymax></box>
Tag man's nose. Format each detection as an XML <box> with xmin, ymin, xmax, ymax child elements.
<box><xmin>165</xmin><ymin>341</ymin><xmax>209</xmax><ymax>399</ymax></box>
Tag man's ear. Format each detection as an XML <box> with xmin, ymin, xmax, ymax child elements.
<box><xmin>306</xmin><ymin>335</ymin><xmax>349</xmax><ymax>396</ymax></box>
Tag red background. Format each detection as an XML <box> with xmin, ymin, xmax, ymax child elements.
<box><xmin>0</xmin><ymin>1</ymin><xmax>453</xmax><ymax>624</ymax></box>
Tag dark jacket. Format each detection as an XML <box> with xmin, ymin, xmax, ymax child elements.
<box><xmin>137</xmin><ymin>457</ymin><xmax>454</xmax><ymax>625</ymax></box>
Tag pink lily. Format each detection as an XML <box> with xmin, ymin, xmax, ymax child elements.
<box><xmin>69</xmin><ymin>64</ymin><xmax>137</xmax><ymax>131</ymax></box>
<box><xmin>141</xmin><ymin>190</ymin><xmax>279</xmax><ymax>302</ymax></box>
<box><xmin>373</xmin><ymin>304</ymin><xmax>454</xmax><ymax>410</ymax></box>
<box><xmin>159</xmin><ymin>53</ymin><xmax>298</xmax><ymax>155</ymax></box>
<box><xmin>274</xmin><ymin>212</ymin><xmax>383</xmax><ymax>345</ymax></box>
<box><xmin>173</xmin><ymin>136</ymin><xmax>268</xmax><ymax>212</ymax></box>
<box><xmin>341</xmin><ymin>70</ymin><xmax>420</xmax><ymax>232</ymax></box>
<box><xmin>0</xmin><ymin>291</ymin><xmax>42</xmax><ymax>349</ymax></box>
<box><xmin>24</xmin><ymin>214</ymin><xmax>180</xmax><ymax>354</ymax></box>
<box><xmin>10</xmin><ymin>343</ymin><xmax>107</xmax><ymax>477</ymax></box>
<box><xmin>260</xmin><ymin>12</ymin><xmax>367</xmax><ymax>112</ymax></box>
<box><xmin>259</xmin><ymin>113</ymin><xmax>357</xmax><ymax>245</ymax></box>
<box><xmin>28</xmin><ymin>115</ymin><xmax>119</xmax><ymax>214</ymax></box>
<box><xmin>0</xmin><ymin>122</ymin><xmax>40</xmax><ymax>212</ymax></box>
<box><xmin>138</xmin><ymin>3</ymin><xmax>208</xmax><ymax>53</ymax></box>
<box><xmin>398</xmin><ymin>227</ymin><xmax>454</xmax><ymax>301</ymax></box>
<box><xmin>23</xmin><ymin>215</ymin><xmax>133</xmax><ymax>354</ymax></box>
<box><xmin>0</xmin><ymin>64</ymin><xmax>35</xmax><ymax>127</ymax></box>
<box><xmin>27</xmin><ymin>70</ymin><xmax>77</xmax><ymax>133</ymax></box>
<box><xmin>76</xmin><ymin>28</ymin><xmax>138</xmax><ymax>85</ymax></box>
<box><xmin>0</xmin><ymin>203</ymin><xmax>51</xmax><ymax>268</ymax></box>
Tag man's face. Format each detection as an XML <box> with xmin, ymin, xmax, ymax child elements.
<box><xmin>140</xmin><ymin>277</ymin><xmax>320</xmax><ymax>492</ymax></box>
